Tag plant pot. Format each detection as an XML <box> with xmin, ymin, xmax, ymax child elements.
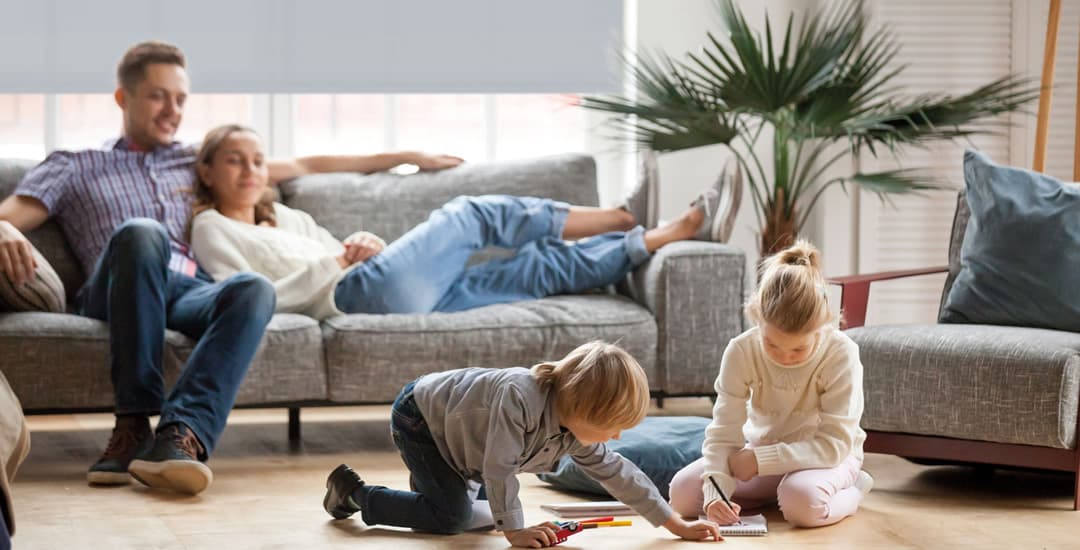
<box><xmin>760</xmin><ymin>203</ymin><xmax>797</xmax><ymax>257</ymax></box>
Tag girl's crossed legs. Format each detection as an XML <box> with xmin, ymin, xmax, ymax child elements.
<box><xmin>668</xmin><ymin>454</ymin><xmax>865</xmax><ymax>528</ymax></box>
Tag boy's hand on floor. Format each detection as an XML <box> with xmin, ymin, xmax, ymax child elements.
<box><xmin>504</xmin><ymin>522</ymin><xmax>560</xmax><ymax>548</ymax></box>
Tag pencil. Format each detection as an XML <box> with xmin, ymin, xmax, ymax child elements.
<box><xmin>581</xmin><ymin>521</ymin><xmax>633</xmax><ymax>528</ymax></box>
<box><xmin>708</xmin><ymin>475</ymin><xmax>744</xmax><ymax>525</ymax></box>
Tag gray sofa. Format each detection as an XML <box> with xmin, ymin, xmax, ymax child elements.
<box><xmin>0</xmin><ymin>153</ymin><xmax>747</xmax><ymax>437</ymax></box>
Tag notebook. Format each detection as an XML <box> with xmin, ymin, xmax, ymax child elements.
<box><xmin>539</xmin><ymin>501</ymin><xmax>635</xmax><ymax>518</ymax></box>
<box><xmin>699</xmin><ymin>513</ymin><xmax>768</xmax><ymax>536</ymax></box>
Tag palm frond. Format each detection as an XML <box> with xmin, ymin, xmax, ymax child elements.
<box><xmin>842</xmin><ymin>75</ymin><xmax>1040</xmax><ymax>150</ymax></box>
<box><xmin>849</xmin><ymin>168</ymin><xmax>946</xmax><ymax>196</ymax></box>
<box><xmin>578</xmin><ymin>49</ymin><xmax>739</xmax><ymax>152</ymax></box>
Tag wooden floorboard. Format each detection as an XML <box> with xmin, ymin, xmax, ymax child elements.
<box><xmin>10</xmin><ymin>398</ymin><xmax>1078</xmax><ymax>549</ymax></box>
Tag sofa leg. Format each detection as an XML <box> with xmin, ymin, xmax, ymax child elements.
<box><xmin>655</xmin><ymin>395</ymin><xmax>664</xmax><ymax>409</ymax></box>
<box><xmin>1074</xmin><ymin>471</ymin><xmax>1079</xmax><ymax>511</ymax></box>
<box><xmin>288</xmin><ymin>407</ymin><xmax>301</xmax><ymax>445</ymax></box>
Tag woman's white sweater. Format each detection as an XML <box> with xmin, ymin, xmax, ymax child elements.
<box><xmin>189</xmin><ymin>203</ymin><xmax>375</xmax><ymax>320</ymax></box>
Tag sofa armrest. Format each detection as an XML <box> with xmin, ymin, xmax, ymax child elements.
<box><xmin>619</xmin><ymin>241</ymin><xmax>747</xmax><ymax>395</ymax></box>
<box><xmin>827</xmin><ymin>266</ymin><xmax>948</xmax><ymax>329</ymax></box>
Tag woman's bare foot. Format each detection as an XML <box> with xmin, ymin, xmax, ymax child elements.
<box><xmin>643</xmin><ymin>207</ymin><xmax>704</xmax><ymax>252</ymax></box>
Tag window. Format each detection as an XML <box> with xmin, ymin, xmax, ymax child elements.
<box><xmin>293</xmin><ymin>95</ymin><xmax>385</xmax><ymax>157</ymax></box>
<box><xmin>0</xmin><ymin>94</ymin><xmax>44</xmax><ymax>159</ymax></box>
<box><xmin>494</xmin><ymin>95</ymin><xmax>585</xmax><ymax>161</ymax></box>
<box><xmin>290</xmin><ymin>94</ymin><xmax>587</xmax><ymax>163</ymax></box>
<box><xmin>55</xmin><ymin>94</ymin><xmax>254</xmax><ymax>149</ymax></box>
<box><xmin>395</xmin><ymin>94</ymin><xmax>487</xmax><ymax>161</ymax></box>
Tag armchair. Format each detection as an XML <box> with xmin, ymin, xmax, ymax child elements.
<box><xmin>829</xmin><ymin>193</ymin><xmax>1080</xmax><ymax>510</ymax></box>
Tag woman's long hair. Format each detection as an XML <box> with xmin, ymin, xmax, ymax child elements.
<box><xmin>185</xmin><ymin>124</ymin><xmax>278</xmax><ymax>242</ymax></box>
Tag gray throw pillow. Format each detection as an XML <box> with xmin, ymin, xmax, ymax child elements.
<box><xmin>939</xmin><ymin>150</ymin><xmax>1080</xmax><ymax>331</ymax></box>
<box><xmin>0</xmin><ymin>243</ymin><xmax>65</xmax><ymax>313</ymax></box>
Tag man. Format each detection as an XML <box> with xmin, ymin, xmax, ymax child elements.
<box><xmin>0</xmin><ymin>41</ymin><xmax>462</xmax><ymax>495</ymax></box>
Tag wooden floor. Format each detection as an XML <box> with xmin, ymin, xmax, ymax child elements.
<box><xmin>9</xmin><ymin>398</ymin><xmax>1078</xmax><ymax>549</ymax></box>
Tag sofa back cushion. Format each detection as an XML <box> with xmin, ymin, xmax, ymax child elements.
<box><xmin>0</xmin><ymin>159</ymin><xmax>85</xmax><ymax>301</ymax></box>
<box><xmin>939</xmin><ymin>149</ymin><xmax>1080</xmax><ymax>331</ymax></box>
<box><xmin>277</xmin><ymin>154</ymin><xmax>599</xmax><ymax>242</ymax></box>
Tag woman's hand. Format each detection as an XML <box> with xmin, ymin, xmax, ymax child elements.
<box><xmin>503</xmin><ymin>522</ymin><xmax>561</xmax><ymax>548</ymax></box>
<box><xmin>705</xmin><ymin>498</ymin><xmax>742</xmax><ymax>526</ymax></box>
<box><xmin>339</xmin><ymin>231</ymin><xmax>385</xmax><ymax>267</ymax></box>
<box><xmin>663</xmin><ymin>514</ymin><xmax>722</xmax><ymax>541</ymax></box>
<box><xmin>728</xmin><ymin>448</ymin><xmax>759</xmax><ymax>481</ymax></box>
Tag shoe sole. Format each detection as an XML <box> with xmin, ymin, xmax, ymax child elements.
<box><xmin>87</xmin><ymin>470</ymin><xmax>132</xmax><ymax>486</ymax></box>
<box><xmin>129</xmin><ymin>459</ymin><xmax>213</xmax><ymax>495</ymax></box>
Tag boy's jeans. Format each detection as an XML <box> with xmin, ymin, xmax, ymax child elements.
<box><xmin>356</xmin><ymin>381</ymin><xmax>489</xmax><ymax>534</ymax></box>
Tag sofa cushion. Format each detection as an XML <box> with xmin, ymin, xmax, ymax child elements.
<box><xmin>940</xmin><ymin>150</ymin><xmax>1080</xmax><ymax>331</ymax></box>
<box><xmin>0</xmin><ymin>159</ymin><xmax>85</xmax><ymax>301</ymax></box>
<box><xmin>165</xmin><ymin>313</ymin><xmax>327</xmax><ymax>406</ymax></box>
<box><xmin>322</xmin><ymin>294</ymin><xmax>658</xmax><ymax>402</ymax></box>
<box><xmin>277</xmin><ymin>154</ymin><xmax>600</xmax><ymax>244</ymax></box>
<box><xmin>536</xmin><ymin>416</ymin><xmax>710</xmax><ymax>499</ymax></box>
<box><xmin>848</xmin><ymin>323</ymin><xmax>1080</xmax><ymax>449</ymax></box>
<box><xmin>0</xmin><ymin>312</ymin><xmax>325</xmax><ymax>410</ymax></box>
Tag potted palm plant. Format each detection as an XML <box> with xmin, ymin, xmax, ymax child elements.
<box><xmin>581</xmin><ymin>0</ymin><xmax>1038</xmax><ymax>256</ymax></box>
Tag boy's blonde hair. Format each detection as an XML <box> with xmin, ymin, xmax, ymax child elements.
<box><xmin>531</xmin><ymin>341</ymin><xmax>650</xmax><ymax>430</ymax></box>
<box><xmin>746</xmin><ymin>239</ymin><xmax>834</xmax><ymax>334</ymax></box>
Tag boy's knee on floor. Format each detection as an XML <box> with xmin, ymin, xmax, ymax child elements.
<box><xmin>431</xmin><ymin>510</ymin><xmax>473</xmax><ymax>535</ymax></box>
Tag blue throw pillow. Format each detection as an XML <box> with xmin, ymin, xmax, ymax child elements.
<box><xmin>536</xmin><ymin>416</ymin><xmax>709</xmax><ymax>499</ymax></box>
<box><xmin>940</xmin><ymin>150</ymin><xmax>1080</xmax><ymax>331</ymax></box>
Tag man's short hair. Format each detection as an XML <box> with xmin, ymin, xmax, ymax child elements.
<box><xmin>117</xmin><ymin>41</ymin><xmax>186</xmax><ymax>91</ymax></box>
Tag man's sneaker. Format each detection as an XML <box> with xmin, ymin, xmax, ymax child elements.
<box><xmin>324</xmin><ymin>464</ymin><xmax>365</xmax><ymax>519</ymax></box>
<box><xmin>855</xmin><ymin>470</ymin><xmax>875</xmax><ymax>495</ymax></box>
<box><xmin>128</xmin><ymin>423</ymin><xmax>212</xmax><ymax>495</ymax></box>
<box><xmin>620</xmin><ymin>150</ymin><xmax>660</xmax><ymax>230</ymax></box>
<box><xmin>87</xmin><ymin>415</ymin><xmax>152</xmax><ymax>486</ymax></box>
<box><xmin>691</xmin><ymin>160</ymin><xmax>742</xmax><ymax>243</ymax></box>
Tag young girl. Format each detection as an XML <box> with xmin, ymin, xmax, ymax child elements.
<box><xmin>186</xmin><ymin>124</ymin><xmax>730</xmax><ymax>320</ymax></box>
<box><xmin>322</xmin><ymin>341</ymin><xmax>722</xmax><ymax>547</ymax></box>
<box><xmin>668</xmin><ymin>241</ymin><xmax>872</xmax><ymax>528</ymax></box>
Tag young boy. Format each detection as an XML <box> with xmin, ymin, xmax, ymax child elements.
<box><xmin>323</xmin><ymin>341</ymin><xmax>722</xmax><ymax>547</ymax></box>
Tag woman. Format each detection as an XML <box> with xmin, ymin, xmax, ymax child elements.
<box><xmin>188</xmin><ymin>124</ymin><xmax>728</xmax><ymax>320</ymax></box>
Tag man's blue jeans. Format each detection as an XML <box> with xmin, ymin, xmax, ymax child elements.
<box><xmin>75</xmin><ymin>218</ymin><xmax>276</xmax><ymax>456</ymax></box>
<box><xmin>355</xmin><ymin>381</ymin><xmax>479</xmax><ymax>534</ymax></box>
<box><xmin>333</xmin><ymin>195</ymin><xmax>651</xmax><ymax>314</ymax></box>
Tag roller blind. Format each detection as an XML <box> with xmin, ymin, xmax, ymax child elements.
<box><xmin>0</xmin><ymin>0</ymin><xmax>623</xmax><ymax>93</ymax></box>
